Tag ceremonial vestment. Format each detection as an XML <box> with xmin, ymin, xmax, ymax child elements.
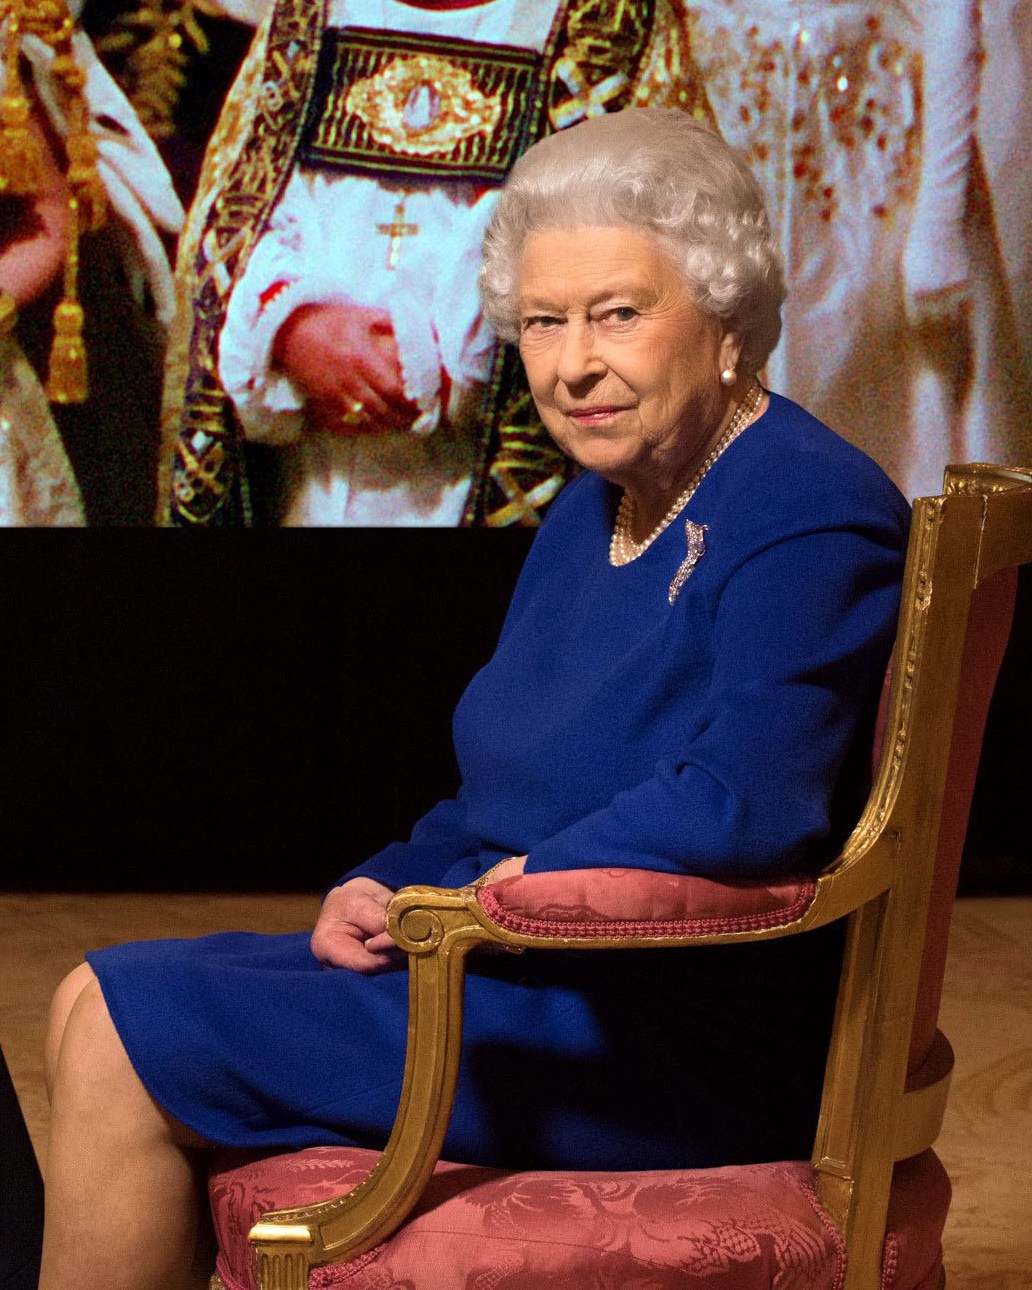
<box><xmin>161</xmin><ymin>0</ymin><xmax>702</xmax><ymax>525</ymax></box>
<box><xmin>92</xmin><ymin>396</ymin><xmax>909</xmax><ymax>1171</ymax></box>
<box><xmin>684</xmin><ymin>0</ymin><xmax>1032</xmax><ymax>500</ymax></box>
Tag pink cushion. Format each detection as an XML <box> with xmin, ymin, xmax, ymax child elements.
<box><xmin>477</xmin><ymin>868</ymin><xmax>816</xmax><ymax>939</ymax></box>
<box><xmin>210</xmin><ymin>1147</ymin><xmax>948</xmax><ymax>1290</ymax></box>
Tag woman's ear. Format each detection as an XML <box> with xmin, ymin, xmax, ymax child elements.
<box><xmin>718</xmin><ymin>330</ymin><xmax>744</xmax><ymax>378</ymax></box>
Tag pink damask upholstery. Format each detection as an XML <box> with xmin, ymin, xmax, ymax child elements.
<box><xmin>210</xmin><ymin>1145</ymin><xmax>949</xmax><ymax>1290</ymax></box>
<box><xmin>477</xmin><ymin>868</ymin><xmax>816</xmax><ymax>939</ymax></box>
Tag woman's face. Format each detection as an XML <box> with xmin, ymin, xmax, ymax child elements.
<box><xmin>517</xmin><ymin>226</ymin><xmax>742</xmax><ymax>509</ymax></box>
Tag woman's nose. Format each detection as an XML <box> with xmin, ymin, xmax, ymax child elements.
<box><xmin>555</xmin><ymin>319</ymin><xmax>605</xmax><ymax>387</ymax></box>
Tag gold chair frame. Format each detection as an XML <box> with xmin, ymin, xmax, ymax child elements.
<box><xmin>246</xmin><ymin>463</ymin><xmax>1032</xmax><ymax>1290</ymax></box>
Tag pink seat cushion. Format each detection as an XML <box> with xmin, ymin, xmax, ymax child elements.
<box><xmin>210</xmin><ymin>1147</ymin><xmax>948</xmax><ymax>1290</ymax></box>
<box><xmin>478</xmin><ymin>868</ymin><xmax>817</xmax><ymax>939</ymax></box>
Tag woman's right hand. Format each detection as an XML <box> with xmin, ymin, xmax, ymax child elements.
<box><xmin>272</xmin><ymin>303</ymin><xmax>419</xmax><ymax>436</ymax></box>
<box><xmin>310</xmin><ymin>877</ymin><xmax>405</xmax><ymax>974</ymax></box>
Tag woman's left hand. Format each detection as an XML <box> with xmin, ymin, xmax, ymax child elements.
<box><xmin>481</xmin><ymin>855</ymin><xmax>527</xmax><ymax>883</ymax></box>
<box><xmin>311</xmin><ymin>877</ymin><xmax>406</xmax><ymax>974</ymax></box>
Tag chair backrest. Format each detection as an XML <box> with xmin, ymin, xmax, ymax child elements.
<box><xmin>906</xmin><ymin>563</ymin><xmax>1017</xmax><ymax>1073</ymax></box>
<box><xmin>812</xmin><ymin>464</ymin><xmax>1032</xmax><ymax>1285</ymax></box>
<box><xmin>868</xmin><ymin>551</ymin><xmax>1017</xmax><ymax>1072</ymax></box>
<box><xmin>240</xmin><ymin>465</ymin><xmax>1032</xmax><ymax>1290</ymax></box>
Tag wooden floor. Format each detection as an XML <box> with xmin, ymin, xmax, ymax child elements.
<box><xmin>2</xmin><ymin>891</ymin><xmax>1030</xmax><ymax>1288</ymax></box>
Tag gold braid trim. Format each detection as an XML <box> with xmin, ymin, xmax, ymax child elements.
<box><xmin>632</xmin><ymin>0</ymin><xmax>717</xmax><ymax>121</ymax></box>
<box><xmin>155</xmin><ymin>0</ymin><xmax>274</xmax><ymax>520</ymax></box>
<box><xmin>159</xmin><ymin>0</ymin><xmax>325</xmax><ymax>524</ymax></box>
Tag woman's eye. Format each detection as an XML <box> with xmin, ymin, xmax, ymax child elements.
<box><xmin>521</xmin><ymin>315</ymin><xmax>562</xmax><ymax>332</ymax></box>
<box><xmin>601</xmin><ymin>307</ymin><xmax>639</xmax><ymax>325</ymax></box>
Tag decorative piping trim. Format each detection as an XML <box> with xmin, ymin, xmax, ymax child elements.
<box><xmin>314</xmin><ymin>1241</ymin><xmax>387</xmax><ymax>1284</ymax></box>
<box><xmin>802</xmin><ymin>1176</ymin><xmax>848</xmax><ymax>1290</ymax></box>
<box><xmin>880</xmin><ymin>1230</ymin><xmax>901</xmax><ymax>1290</ymax></box>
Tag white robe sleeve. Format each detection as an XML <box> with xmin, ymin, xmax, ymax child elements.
<box><xmin>220</xmin><ymin>176</ymin><xmax>499</xmax><ymax>444</ymax></box>
<box><xmin>401</xmin><ymin>188</ymin><xmax>498</xmax><ymax>435</ymax></box>
<box><xmin>901</xmin><ymin>0</ymin><xmax>981</xmax><ymax>324</ymax></box>
<box><xmin>217</xmin><ymin>173</ymin><xmax>356</xmax><ymax>445</ymax></box>
<box><xmin>431</xmin><ymin>190</ymin><xmax>498</xmax><ymax>395</ymax></box>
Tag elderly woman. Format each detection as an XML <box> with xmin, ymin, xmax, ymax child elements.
<box><xmin>40</xmin><ymin>110</ymin><xmax>909</xmax><ymax>1290</ymax></box>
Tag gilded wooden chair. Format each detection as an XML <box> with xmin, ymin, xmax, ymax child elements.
<box><xmin>209</xmin><ymin>463</ymin><xmax>1032</xmax><ymax>1290</ymax></box>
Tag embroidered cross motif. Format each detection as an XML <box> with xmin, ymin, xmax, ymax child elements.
<box><xmin>375</xmin><ymin>199</ymin><xmax>419</xmax><ymax>270</ymax></box>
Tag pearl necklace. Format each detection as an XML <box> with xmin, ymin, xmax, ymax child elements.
<box><xmin>608</xmin><ymin>380</ymin><xmax>763</xmax><ymax>567</ymax></box>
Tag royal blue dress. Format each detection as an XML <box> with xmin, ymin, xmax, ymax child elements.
<box><xmin>89</xmin><ymin>394</ymin><xmax>910</xmax><ymax>1171</ymax></box>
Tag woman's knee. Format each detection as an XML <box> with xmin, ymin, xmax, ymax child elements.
<box><xmin>50</xmin><ymin>978</ymin><xmax>157</xmax><ymax>1124</ymax></box>
<box><xmin>50</xmin><ymin>973</ymin><xmax>209</xmax><ymax>1151</ymax></box>
<box><xmin>49</xmin><ymin>974</ymin><xmax>130</xmax><ymax>1092</ymax></box>
<box><xmin>44</xmin><ymin>962</ymin><xmax>98</xmax><ymax>1097</ymax></box>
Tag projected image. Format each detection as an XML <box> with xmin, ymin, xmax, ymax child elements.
<box><xmin>161</xmin><ymin>0</ymin><xmax>706</xmax><ymax>526</ymax></box>
<box><xmin>3</xmin><ymin>0</ymin><xmax>1031</xmax><ymax>525</ymax></box>
<box><xmin>683</xmin><ymin>0</ymin><xmax>1032</xmax><ymax>503</ymax></box>
<box><xmin>0</xmin><ymin>0</ymin><xmax>184</xmax><ymax>526</ymax></box>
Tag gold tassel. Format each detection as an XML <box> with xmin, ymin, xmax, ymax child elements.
<box><xmin>49</xmin><ymin>25</ymin><xmax>106</xmax><ymax>231</ymax></box>
<box><xmin>64</xmin><ymin>106</ymin><xmax>106</xmax><ymax>231</ymax></box>
<box><xmin>45</xmin><ymin>195</ymin><xmax>88</xmax><ymax>403</ymax></box>
<box><xmin>46</xmin><ymin>297</ymin><xmax>87</xmax><ymax>402</ymax></box>
<box><xmin>6</xmin><ymin>2</ymin><xmax>103</xmax><ymax>400</ymax></box>
<box><xmin>0</xmin><ymin>4</ymin><xmax>43</xmax><ymax>195</ymax></box>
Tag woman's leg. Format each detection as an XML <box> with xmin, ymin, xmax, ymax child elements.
<box><xmin>43</xmin><ymin>961</ymin><xmax>95</xmax><ymax>1096</ymax></box>
<box><xmin>40</xmin><ymin>976</ymin><xmax>215</xmax><ymax>1290</ymax></box>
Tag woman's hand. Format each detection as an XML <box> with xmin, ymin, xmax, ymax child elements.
<box><xmin>311</xmin><ymin>860</ymin><xmax>527</xmax><ymax>974</ymax></box>
<box><xmin>272</xmin><ymin>303</ymin><xmax>419</xmax><ymax>435</ymax></box>
<box><xmin>0</xmin><ymin>106</ymin><xmax>70</xmax><ymax>308</ymax></box>
<box><xmin>310</xmin><ymin>877</ymin><xmax>405</xmax><ymax>974</ymax></box>
<box><xmin>480</xmin><ymin>855</ymin><xmax>527</xmax><ymax>883</ymax></box>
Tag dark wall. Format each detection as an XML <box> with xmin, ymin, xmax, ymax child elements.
<box><xmin>0</xmin><ymin>534</ymin><xmax>531</xmax><ymax>890</ymax></box>
<box><xmin>0</xmin><ymin>538</ymin><xmax>1027</xmax><ymax>892</ymax></box>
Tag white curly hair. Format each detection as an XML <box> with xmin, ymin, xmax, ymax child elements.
<box><xmin>478</xmin><ymin>108</ymin><xmax>786</xmax><ymax>374</ymax></box>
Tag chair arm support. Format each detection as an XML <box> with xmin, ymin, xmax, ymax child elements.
<box><xmin>249</xmin><ymin>885</ymin><xmax>496</xmax><ymax>1287</ymax></box>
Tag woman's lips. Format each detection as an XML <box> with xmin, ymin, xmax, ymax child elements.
<box><xmin>565</xmin><ymin>406</ymin><xmax>632</xmax><ymax>424</ymax></box>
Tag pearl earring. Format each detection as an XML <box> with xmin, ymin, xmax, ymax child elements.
<box><xmin>720</xmin><ymin>368</ymin><xmax>737</xmax><ymax>387</ymax></box>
